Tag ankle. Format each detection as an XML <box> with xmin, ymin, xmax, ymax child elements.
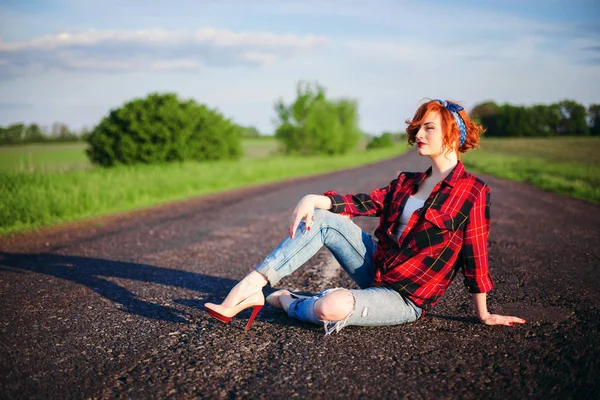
<box><xmin>280</xmin><ymin>294</ymin><xmax>295</xmax><ymax>313</ymax></box>
<box><xmin>222</xmin><ymin>273</ymin><xmax>267</xmax><ymax>307</ymax></box>
<box><xmin>246</xmin><ymin>271</ymin><xmax>269</xmax><ymax>287</ymax></box>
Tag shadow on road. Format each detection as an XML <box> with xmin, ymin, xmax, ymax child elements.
<box><xmin>426</xmin><ymin>314</ymin><xmax>480</xmax><ymax>324</ymax></box>
<box><xmin>0</xmin><ymin>251</ymin><xmax>241</xmax><ymax>324</ymax></box>
<box><xmin>1</xmin><ymin>251</ymin><xmax>477</xmax><ymax>330</ymax></box>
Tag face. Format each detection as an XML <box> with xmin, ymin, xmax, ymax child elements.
<box><xmin>415</xmin><ymin>110</ymin><xmax>446</xmax><ymax>158</ymax></box>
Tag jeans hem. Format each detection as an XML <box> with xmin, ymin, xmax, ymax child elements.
<box><xmin>255</xmin><ymin>265</ymin><xmax>282</xmax><ymax>287</ymax></box>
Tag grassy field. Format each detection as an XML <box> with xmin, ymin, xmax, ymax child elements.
<box><xmin>462</xmin><ymin>137</ymin><xmax>600</xmax><ymax>203</ymax></box>
<box><xmin>2</xmin><ymin>136</ymin><xmax>598</xmax><ymax>236</ymax></box>
<box><xmin>0</xmin><ymin>139</ymin><xmax>409</xmax><ymax>235</ymax></box>
<box><xmin>0</xmin><ymin>142</ymin><xmax>91</xmax><ymax>172</ymax></box>
<box><xmin>0</xmin><ymin>138</ymin><xmax>282</xmax><ymax>172</ymax></box>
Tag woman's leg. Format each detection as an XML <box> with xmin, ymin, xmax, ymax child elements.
<box><xmin>256</xmin><ymin>208</ymin><xmax>378</xmax><ymax>289</ymax></box>
<box><xmin>287</xmin><ymin>286</ymin><xmax>422</xmax><ymax>334</ymax></box>
<box><xmin>217</xmin><ymin>209</ymin><xmax>377</xmax><ymax>307</ymax></box>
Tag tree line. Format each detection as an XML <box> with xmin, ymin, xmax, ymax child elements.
<box><xmin>2</xmin><ymin>85</ymin><xmax>599</xmax><ymax>165</ymax></box>
<box><xmin>471</xmin><ymin>100</ymin><xmax>600</xmax><ymax>137</ymax></box>
<box><xmin>0</xmin><ymin>123</ymin><xmax>86</xmax><ymax>145</ymax></box>
<box><xmin>0</xmin><ymin>120</ymin><xmax>264</xmax><ymax>146</ymax></box>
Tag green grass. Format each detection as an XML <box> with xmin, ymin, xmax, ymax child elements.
<box><xmin>0</xmin><ymin>138</ymin><xmax>282</xmax><ymax>172</ymax></box>
<box><xmin>0</xmin><ymin>141</ymin><xmax>410</xmax><ymax>235</ymax></box>
<box><xmin>462</xmin><ymin>137</ymin><xmax>600</xmax><ymax>203</ymax></box>
<box><xmin>5</xmin><ymin>136</ymin><xmax>596</xmax><ymax>236</ymax></box>
<box><xmin>0</xmin><ymin>142</ymin><xmax>91</xmax><ymax>172</ymax></box>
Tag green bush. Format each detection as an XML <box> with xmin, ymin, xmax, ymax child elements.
<box><xmin>87</xmin><ymin>93</ymin><xmax>242</xmax><ymax>166</ymax></box>
<box><xmin>367</xmin><ymin>132</ymin><xmax>394</xmax><ymax>150</ymax></box>
<box><xmin>274</xmin><ymin>81</ymin><xmax>362</xmax><ymax>155</ymax></box>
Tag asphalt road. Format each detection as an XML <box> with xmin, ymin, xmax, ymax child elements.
<box><xmin>1</xmin><ymin>149</ymin><xmax>599</xmax><ymax>399</ymax></box>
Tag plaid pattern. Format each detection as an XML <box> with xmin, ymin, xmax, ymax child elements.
<box><xmin>323</xmin><ymin>161</ymin><xmax>494</xmax><ymax>313</ymax></box>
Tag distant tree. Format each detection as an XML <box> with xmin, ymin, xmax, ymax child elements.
<box><xmin>23</xmin><ymin>124</ymin><xmax>45</xmax><ymax>143</ymax></box>
<box><xmin>530</xmin><ymin>105</ymin><xmax>559</xmax><ymax>136</ymax></box>
<box><xmin>557</xmin><ymin>100</ymin><xmax>589</xmax><ymax>136</ymax></box>
<box><xmin>274</xmin><ymin>81</ymin><xmax>362</xmax><ymax>155</ymax></box>
<box><xmin>79</xmin><ymin>126</ymin><xmax>92</xmax><ymax>141</ymax></box>
<box><xmin>367</xmin><ymin>132</ymin><xmax>394</xmax><ymax>150</ymax></box>
<box><xmin>52</xmin><ymin>123</ymin><xmax>79</xmax><ymax>142</ymax></box>
<box><xmin>588</xmin><ymin>104</ymin><xmax>600</xmax><ymax>136</ymax></box>
<box><xmin>239</xmin><ymin>126</ymin><xmax>262</xmax><ymax>138</ymax></box>
<box><xmin>390</xmin><ymin>132</ymin><xmax>406</xmax><ymax>142</ymax></box>
<box><xmin>473</xmin><ymin>100</ymin><xmax>591</xmax><ymax>137</ymax></box>
<box><xmin>472</xmin><ymin>102</ymin><xmax>502</xmax><ymax>136</ymax></box>
<box><xmin>0</xmin><ymin>123</ymin><xmax>25</xmax><ymax>145</ymax></box>
<box><xmin>470</xmin><ymin>101</ymin><xmax>499</xmax><ymax>123</ymax></box>
<box><xmin>87</xmin><ymin>92</ymin><xmax>242</xmax><ymax>167</ymax></box>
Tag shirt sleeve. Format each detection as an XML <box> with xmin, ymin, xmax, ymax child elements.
<box><xmin>323</xmin><ymin>177</ymin><xmax>398</xmax><ymax>217</ymax></box>
<box><xmin>461</xmin><ymin>184</ymin><xmax>494</xmax><ymax>293</ymax></box>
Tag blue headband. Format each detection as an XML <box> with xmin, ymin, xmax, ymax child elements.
<box><xmin>434</xmin><ymin>99</ymin><xmax>467</xmax><ymax>147</ymax></box>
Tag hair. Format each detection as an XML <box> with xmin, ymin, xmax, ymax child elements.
<box><xmin>405</xmin><ymin>99</ymin><xmax>485</xmax><ymax>157</ymax></box>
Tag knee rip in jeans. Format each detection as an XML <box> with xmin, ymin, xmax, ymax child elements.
<box><xmin>313</xmin><ymin>288</ymin><xmax>355</xmax><ymax>335</ymax></box>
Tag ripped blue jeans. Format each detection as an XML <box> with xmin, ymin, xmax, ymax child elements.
<box><xmin>255</xmin><ymin>209</ymin><xmax>422</xmax><ymax>334</ymax></box>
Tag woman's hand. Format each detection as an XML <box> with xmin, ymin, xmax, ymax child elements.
<box><xmin>479</xmin><ymin>313</ymin><xmax>526</xmax><ymax>326</ymax></box>
<box><xmin>472</xmin><ymin>293</ymin><xmax>525</xmax><ymax>326</ymax></box>
<box><xmin>289</xmin><ymin>195</ymin><xmax>317</xmax><ymax>239</ymax></box>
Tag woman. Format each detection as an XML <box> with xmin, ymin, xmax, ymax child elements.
<box><xmin>205</xmin><ymin>99</ymin><xmax>526</xmax><ymax>334</ymax></box>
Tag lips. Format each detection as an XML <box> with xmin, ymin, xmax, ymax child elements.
<box><xmin>417</xmin><ymin>143</ymin><xmax>426</xmax><ymax>147</ymax></box>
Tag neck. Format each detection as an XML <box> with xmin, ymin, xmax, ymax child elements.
<box><xmin>428</xmin><ymin>151</ymin><xmax>458</xmax><ymax>182</ymax></box>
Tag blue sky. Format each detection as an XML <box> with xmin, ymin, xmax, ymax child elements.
<box><xmin>0</xmin><ymin>0</ymin><xmax>599</xmax><ymax>134</ymax></box>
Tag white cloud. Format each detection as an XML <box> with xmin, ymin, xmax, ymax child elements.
<box><xmin>0</xmin><ymin>28</ymin><xmax>328</xmax><ymax>77</ymax></box>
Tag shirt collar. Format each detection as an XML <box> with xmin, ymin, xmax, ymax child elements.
<box><xmin>417</xmin><ymin>160</ymin><xmax>465</xmax><ymax>188</ymax></box>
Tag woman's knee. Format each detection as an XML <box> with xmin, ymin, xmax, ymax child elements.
<box><xmin>312</xmin><ymin>208</ymin><xmax>334</xmax><ymax>223</ymax></box>
<box><xmin>314</xmin><ymin>289</ymin><xmax>355</xmax><ymax>321</ymax></box>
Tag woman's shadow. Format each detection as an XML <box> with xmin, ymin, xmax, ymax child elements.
<box><xmin>0</xmin><ymin>251</ymin><xmax>249</xmax><ymax>324</ymax></box>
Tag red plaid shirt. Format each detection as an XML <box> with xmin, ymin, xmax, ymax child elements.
<box><xmin>323</xmin><ymin>161</ymin><xmax>494</xmax><ymax>313</ymax></box>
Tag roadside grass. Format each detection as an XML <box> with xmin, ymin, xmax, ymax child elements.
<box><xmin>462</xmin><ymin>137</ymin><xmax>600</xmax><ymax>203</ymax></box>
<box><xmin>0</xmin><ymin>142</ymin><xmax>410</xmax><ymax>235</ymax></box>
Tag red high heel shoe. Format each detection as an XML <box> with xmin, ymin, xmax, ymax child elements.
<box><xmin>204</xmin><ymin>291</ymin><xmax>264</xmax><ymax>331</ymax></box>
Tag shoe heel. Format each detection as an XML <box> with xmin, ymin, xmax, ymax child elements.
<box><xmin>244</xmin><ymin>305</ymin><xmax>263</xmax><ymax>331</ymax></box>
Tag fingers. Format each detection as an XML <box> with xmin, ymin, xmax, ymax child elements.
<box><xmin>306</xmin><ymin>209</ymin><xmax>314</xmax><ymax>231</ymax></box>
<box><xmin>289</xmin><ymin>213</ymin><xmax>304</xmax><ymax>239</ymax></box>
<box><xmin>506</xmin><ymin>316</ymin><xmax>526</xmax><ymax>326</ymax></box>
<box><xmin>482</xmin><ymin>314</ymin><xmax>527</xmax><ymax>326</ymax></box>
<box><xmin>288</xmin><ymin>213</ymin><xmax>296</xmax><ymax>238</ymax></box>
<box><xmin>494</xmin><ymin>315</ymin><xmax>527</xmax><ymax>326</ymax></box>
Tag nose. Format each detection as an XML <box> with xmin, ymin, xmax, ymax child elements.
<box><xmin>416</xmin><ymin>127</ymin><xmax>425</xmax><ymax>140</ymax></box>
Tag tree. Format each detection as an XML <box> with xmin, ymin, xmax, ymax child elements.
<box><xmin>0</xmin><ymin>123</ymin><xmax>25</xmax><ymax>145</ymax></box>
<box><xmin>470</xmin><ymin>101</ymin><xmax>499</xmax><ymax>122</ymax></box>
<box><xmin>587</xmin><ymin>104</ymin><xmax>600</xmax><ymax>136</ymax></box>
<box><xmin>367</xmin><ymin>132</ymin><xmax>394</xmax><ymax>150</ymax></box>
<box><xmin>530</xmin><ymin>105</ymin><xmax>559</xmax><ymax>136</ymax></box>
<box><xmin>557</xmin><ymin>100</ymin><xmax>589</xmax><ymax>136</ymax></box>
<box><xmin>87</xmin><ymin>92</ymin><xmax>242</xmax><ymax>167</ymax></box>
<box><xmin>472</xmin><ymin>102</ymin><xmax>502</xmax><ymax>137</ymax></box>
<box><xmin>23</xmin><ymin>124</ymin><xmax>45</xmax><ymax>143</ymax></box>
<box><xmin>472</xmin><ymin>100</ymin><xmax>590</xmax><ymax>137</ymax></box>
<box><xmin>239</xmin><ymin>126</ymin><xmax>262</xmax><ymax>138</ymax></box>
<box><xmin>274</xmin><ymin>81</ymin><xmax>362</xmax><ymax>155</ymax></box>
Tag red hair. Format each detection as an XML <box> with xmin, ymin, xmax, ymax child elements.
<box><xmin>405</xmin><ymin>100</ymin><xmax>484</xmax><ymax>157</ymax></box>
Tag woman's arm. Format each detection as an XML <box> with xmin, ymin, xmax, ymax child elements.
<box><xmin>472</xmin><ymin>293</ymin><xmax>526</xmax><ymax>326</ymax></box>
<box><xmin>462</xmin><ymin>185</ymin><xmax>525</xmax><ymax>326</ymax></box>
<box><xmin>288</xmin><ymin>175</ymin><xmax>401</xmax><ymax>239</ymax></box>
